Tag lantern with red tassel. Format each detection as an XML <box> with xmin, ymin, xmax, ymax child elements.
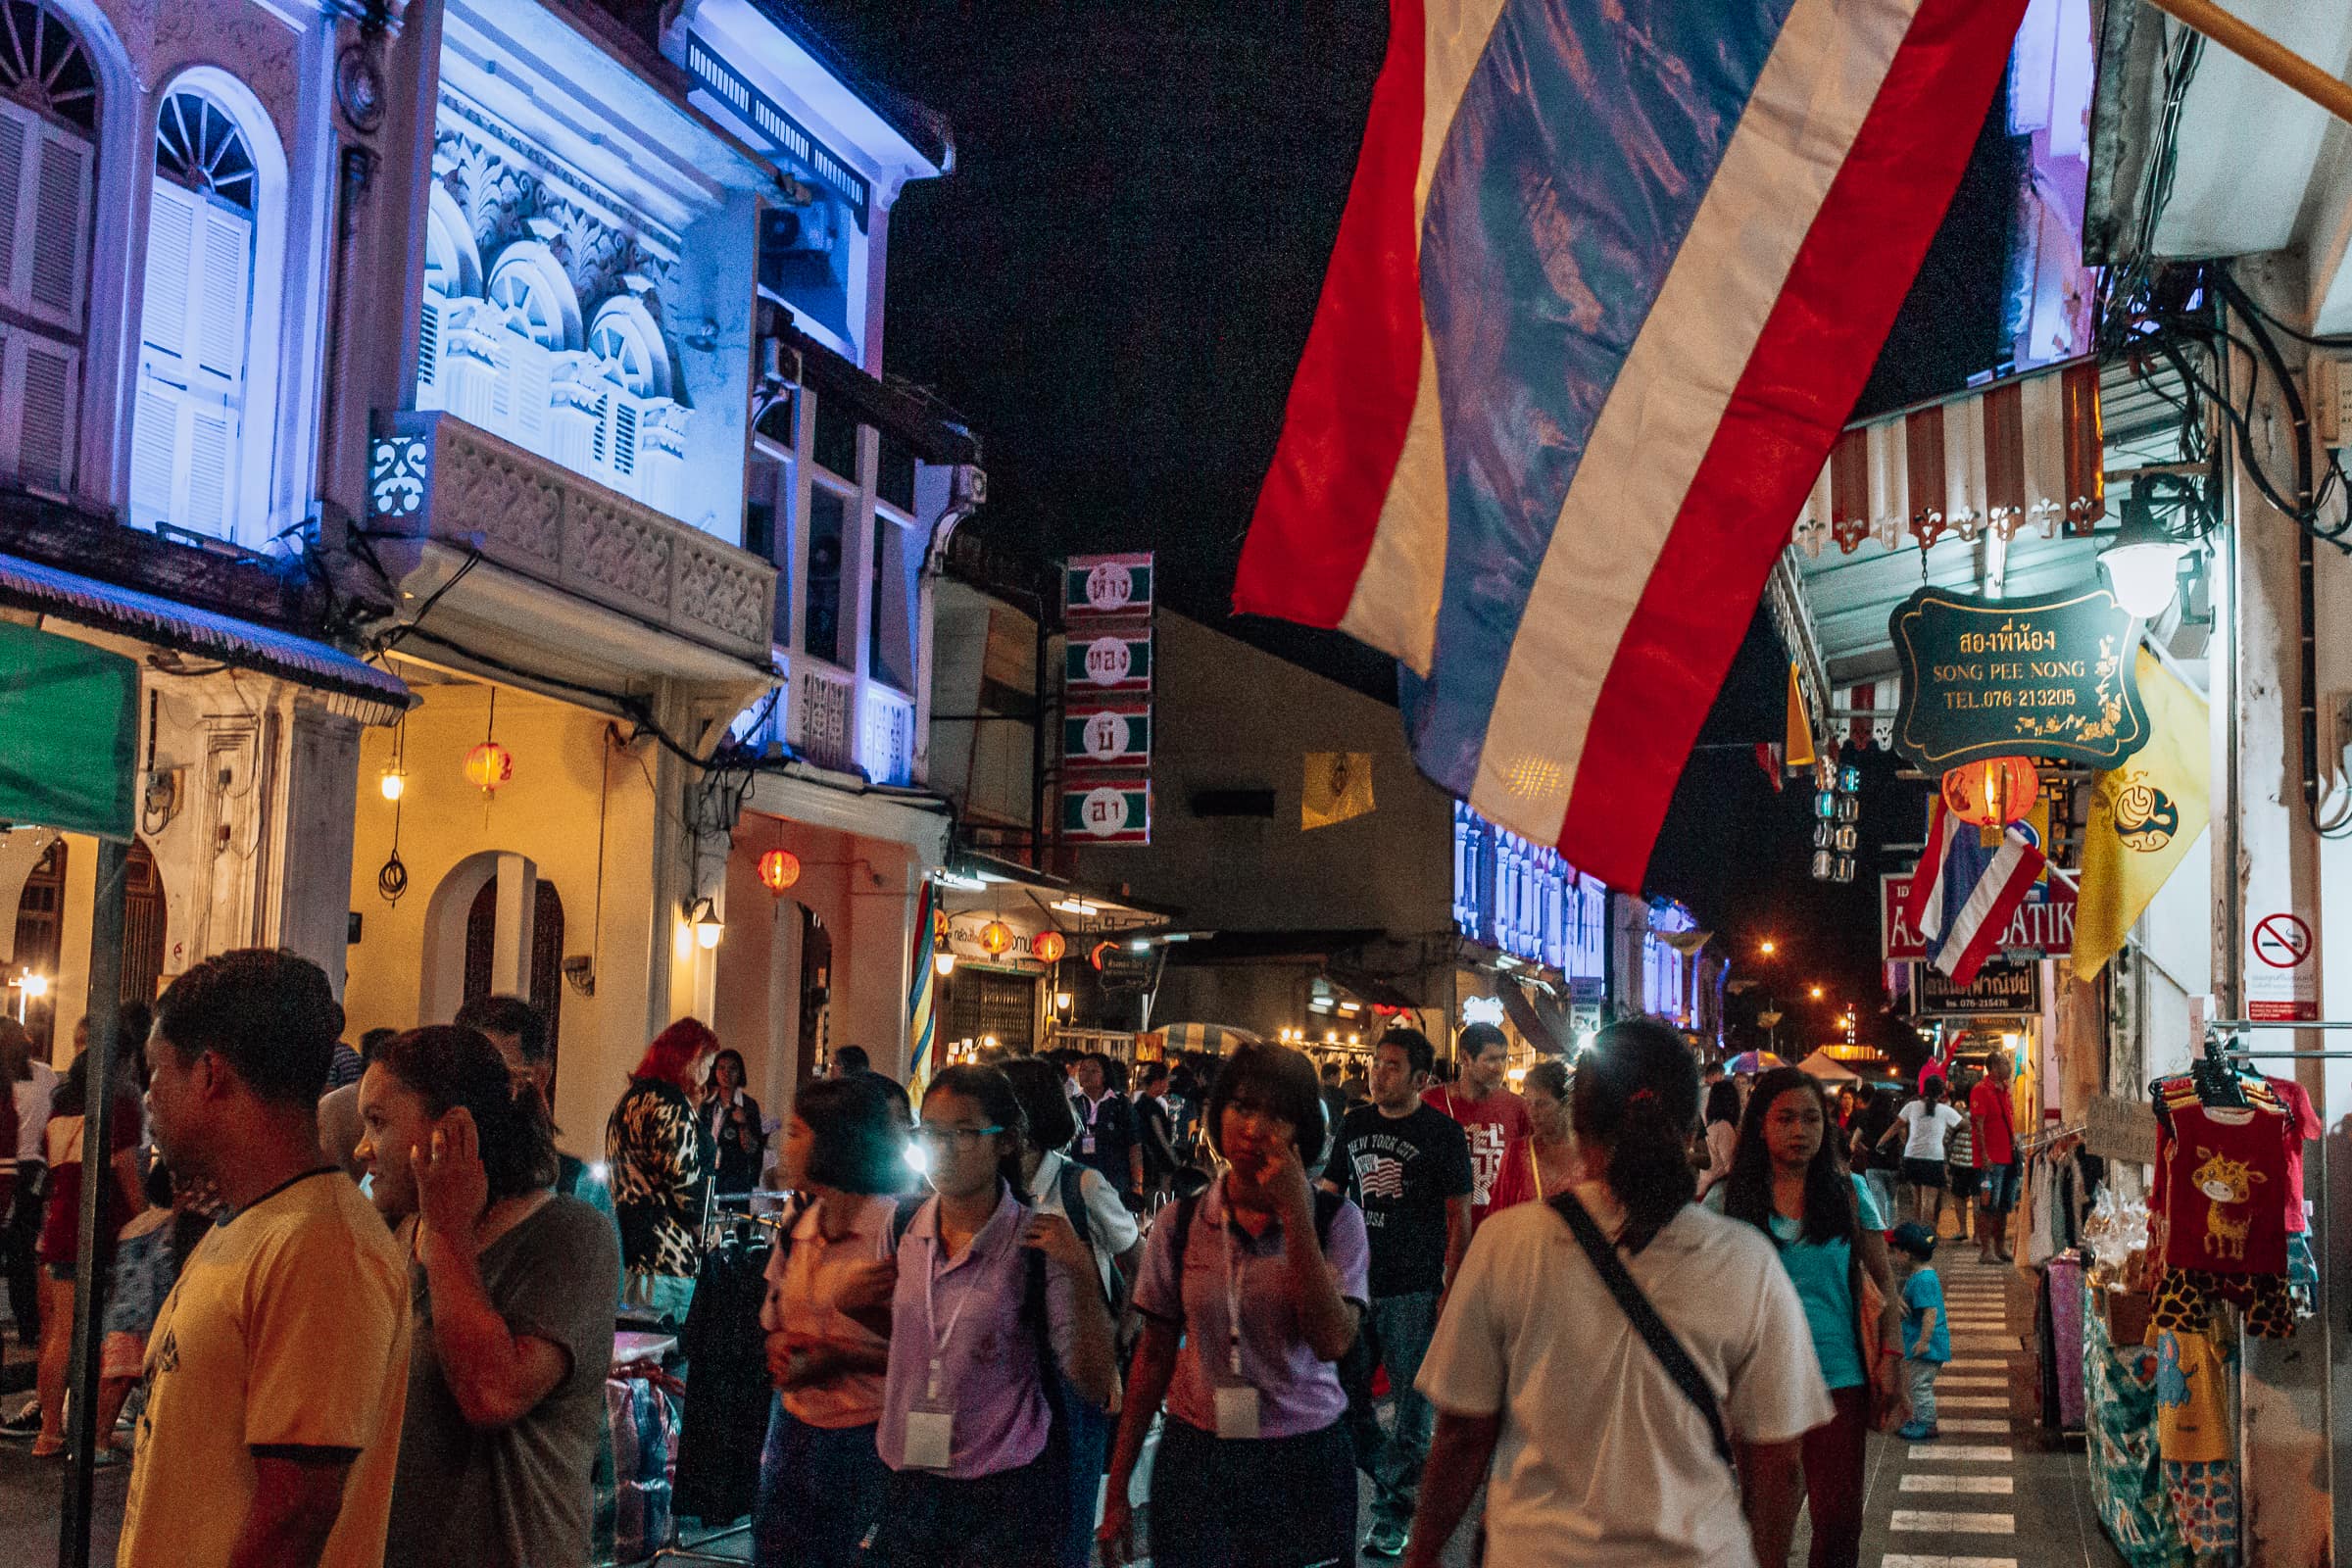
<box><xmin>1939</xmin><ymin>756</ymin><xmax>2038</xmax><ymax>826</ymax></box>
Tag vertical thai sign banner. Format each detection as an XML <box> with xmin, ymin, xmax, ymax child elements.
<box><xmin>1060</xmin><ymin>554</ymin><xmax>1153</xmax><ymax>845</ymax></box>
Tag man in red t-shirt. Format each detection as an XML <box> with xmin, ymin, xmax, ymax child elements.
<box><xmin>1424</xmin><ymin>1022</ymin><xmax>1536</xmax><ymax>1229</ymax></box>
<box><xmin>1969</xmin><ymin>1053</ymin><xmax>2020</xmax><ymax>1263</ymax></box>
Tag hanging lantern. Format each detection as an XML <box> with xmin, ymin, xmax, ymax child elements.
<box><xmin>758</xmin><ymin>849</ymin><xmax>802</xmax><ymax>893</ymax></box>
<box><xmin>1033</xmin><ymin>930</ymin><xmax>1066</xmax><ymax>965</ymax></box>
<box><xmin>1939</xmin><ymin>756</ymin><xmax>2038</xmax><ymax>826</ymax></box>
<box><xmin>979</xmin><ymin>919</ymin><xmax>1014</xmax><ymax>956</ymax></box>
<box><xmin>464</xmin><ymin>740</ymin><xmax>513</xmax><ymax>795</ymax></box>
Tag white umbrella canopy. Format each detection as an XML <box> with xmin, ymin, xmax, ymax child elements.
<box><xmin>1797</xmin><ymin>1049</ymin><xmax>1862</xmax><ymax>1085</ymax></box>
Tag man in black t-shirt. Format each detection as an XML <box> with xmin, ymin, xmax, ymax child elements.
<box><xmin>1320</xmin><ymin>1028</ymin><xmax>1473</xmax><ymax>1559</ymax></box>
<box><xmin>1073</xmin><ymin>1053</ymin><xmax>1142</xmax><ymax>1206</ymax></box>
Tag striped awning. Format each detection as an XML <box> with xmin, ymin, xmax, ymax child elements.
<box><xmin>0</xmin><ymin>552</ymin><xmax>412</xmax><ymax>723</ymax></box>
<box><xmin>1791</xmin><ymin>361</ymin><xmax>2105</xmax><ymax>557</ymax></box>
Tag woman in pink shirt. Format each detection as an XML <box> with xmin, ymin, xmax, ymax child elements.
<box><xmin>756</xmin><ymin>1075</ymin><xmax>908</xmax><ymax>1568</ymax></box>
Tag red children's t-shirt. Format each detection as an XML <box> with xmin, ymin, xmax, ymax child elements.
<box><xmin>2263</xmin><ymin>1076</ymin><xmax>2323</xmax><ymax>1234</ymax></box>
<box><xmin>2159</xmin><ymin>1101</ymin><xmax>2289</xmax><ymax>1275</ymax></box>
<box><xmin>1425</xmin><ymin>1086</ymin><xmax>1535</xmax><ymax>1228</ymax></box>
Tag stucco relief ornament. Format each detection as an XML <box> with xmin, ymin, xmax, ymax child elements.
<box><xmin>1789</xmin><ymin>514</ymin><xmax>1831</xmax><ymax>560</ymax></box>
<box><xmin>336</xmin><ymin>43</ymin><xmax>384</xmax><ymax>133</ymax></box>
<box><xmin>1988</xmin><ymin>504</ymin><xmax>2023</xmax><ymax>542</ymax></box>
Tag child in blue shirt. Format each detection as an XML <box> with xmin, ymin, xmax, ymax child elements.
<box><xmin>1891</xmin><ymin>1221</ymin><xmax>1948</xmax><ymax>1440</ymax></box>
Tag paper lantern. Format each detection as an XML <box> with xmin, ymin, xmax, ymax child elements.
<box><xmin>1033</xmin><ymin>930</ymin><xmax>1066</xmax><ymax>965</ymax></box>
<box><xmin>758</xmin><ymin>849</ymin><xmax>801</xmax><ymax>893</ymax></box>
<box><xmin>1939</xmin><ymin>757</ymin><xmax>2037</xmax><ymax>826</ymax></box>
<box><xmin>463</xmin><ymin>740</ymin><xmax>513</xmax><ymax>794</ymax></box>
<box><xmin>979</xmin><ymin>919</ymin><xmax>1014</xmax><ymax>956</ymax></box>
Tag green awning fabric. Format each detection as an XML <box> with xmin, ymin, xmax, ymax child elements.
<box><xmin>0</xmin><ymin>619</ymin><xmax>137</xmax><ymax>839</ymax></box>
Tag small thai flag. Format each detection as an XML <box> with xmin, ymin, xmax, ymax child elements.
<box><xmin>1898</xmin><ymin>799</ymin><xmax>2045</xmax><ymax>987</ymax></box>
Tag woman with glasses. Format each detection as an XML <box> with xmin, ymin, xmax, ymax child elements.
<box><xmin>1099</xmin><ymin>1041</ymin><xmax>1369</xmax><ymax>1568</ymax></box>
<box><xmin>871</xmin><ymin>1064</ymin><xmax>1116</xmax><ymax>1567</ymax></box>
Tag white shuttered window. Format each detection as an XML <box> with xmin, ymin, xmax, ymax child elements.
<box><xmin>128</xmin><ymin>176</ymin><xmax>253</xmax><ymax>538</ymax></box>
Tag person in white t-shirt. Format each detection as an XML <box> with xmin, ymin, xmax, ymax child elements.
<box><xmin>1403</xmin><ymin>1019</ymin><xmax>1830</xmax><ymax>1568</ymax></box>
<box><xmin>1878</xmin><ymin>1077</ymin><xmax>1965</xmax><ymax>1232</ymax></box>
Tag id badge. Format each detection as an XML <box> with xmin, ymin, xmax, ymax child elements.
<box><xmin>1080</xmin><ymin>1135</ymin><xmax>1097</xmax><ymax>1155</ymax></box>
<box><xmin>1213</xmin><ymin>1385</ymin><xmax>1261</xmax><ymax>1441</ymax></box>
<box><xmin>904</xmin><ymin>1408</ymin><xmax>955</xmax><ymax>1470</ymax></box>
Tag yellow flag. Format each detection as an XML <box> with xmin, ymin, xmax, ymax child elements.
<box><xmin>2074</xmin><ymin>650</ymin><xmax>2208</xmax><ymax>981</ymax></box>
<box><xmin>1302</xmin><ymin>752</ymin><xmax>1375</xmax><ymax>829</ymax></box>
<box><xmin>1785</xmin><ymin>662</ymin><xmax>1816</xmax><ymax>769</ymax></box>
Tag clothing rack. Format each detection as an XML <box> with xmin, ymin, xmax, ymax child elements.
<box><xmin>2018</xmin><ymin>1120</ymin><xmax>2085</xmax><ymax>1154</ymax></box>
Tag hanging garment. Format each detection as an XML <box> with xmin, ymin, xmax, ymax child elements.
<box><xmin>2156</xmin><ymin>1102</ymin><xmax>2289</xmax><ymax>1276</ymax></box>
<box><xmin>2262</xmin><ymin>1075</ymin><xmax>2323</xmax><ymax>1235</ymax></box>
<box><xmin>2161</xmin><ymin>1459</ymin><xmax>2241</xmax><ymax>1564</ymax></box>
<box><xmin>675</xmin><ymin>1236</ymin><xmax>775</xmax><ymax>1523</ymax></box>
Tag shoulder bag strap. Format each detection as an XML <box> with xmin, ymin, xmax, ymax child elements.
<box><xmin>1549</xmin><ymin>1194</ymin><xmax>1734</xmax><ymax>1466</ymax></box>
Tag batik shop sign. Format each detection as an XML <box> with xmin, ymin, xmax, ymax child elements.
<box><xmin>1881</xmin><ymin>872</ymin><xmax>2074</xmax><ymax>961</ymax></box>
<box><xmin>1912</xmin><ymin>959</ymin><xmax>2043</xmax><ymax>1017</ymax></box>
<box><xmin>1887</xmin><ymin>586</ymin><xmax>2150</xmax><ymax>770</ymax></box>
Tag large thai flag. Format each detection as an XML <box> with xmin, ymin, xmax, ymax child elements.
<box><xmin>1898</xmin><ymin>798</ymin><xmax>2046</xmax><ymax>987</ymax></box>
<box><xmin>1234</xmin><ymin>0</ymin><xmax>2028</xmax><ymax>890</ymax></box>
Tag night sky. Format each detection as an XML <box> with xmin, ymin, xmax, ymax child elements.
<box><xmin>808</xmin><ymin>1</ymin><xmax>2011</xmax><ymax>1063</ymax></box>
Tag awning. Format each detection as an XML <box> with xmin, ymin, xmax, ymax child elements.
<box><xmin>0</xmin><ymin>552</ymin><xmax>411</xmax><ymax>723</ymax></box>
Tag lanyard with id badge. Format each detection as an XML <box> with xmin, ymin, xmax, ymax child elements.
<box><xmin>1214</xmin><ymin>1222</ymin><xmax>1261</xmax><ymax>1440</ymax></box>
<box><xmin>1079</xmin><ymin>1094</ymin><xmax>1100</xmax><ymax>1156</ymax></box>
<box><xmin>906</xmin><ymin>1239</ymin><xmax>974</xmax><ymax>1470</ymax></box>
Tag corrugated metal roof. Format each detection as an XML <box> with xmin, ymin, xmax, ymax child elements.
<box><xmin>0</xmin><ymin>552</ymin><xmax>411</xmax><ymax>716</ymax></box>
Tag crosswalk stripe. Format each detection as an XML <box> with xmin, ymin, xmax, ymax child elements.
<box><xmin>1937</xmin><ymin>1418</ymin><xmax>2012</xmax><ymax>1433</ymax></box>
<box><xmin>1881</xmin><ymin>1555</ymin><xmax>2019</xmax><ymax>1568</ymax></box>
<box><xmin>1938</xmin><ymin>1396</ymin><xmax>2009</xmax><ymax>1408</ymax></box>
<box><xmin>1890</xmin><ymin>1510</ymin><xmax>2015</xmax><ymax>1534</ymax></box>
<box><xmin>1910</xmin><ymin>1444</ymin><xmax>2011</xmax><ymax>1461</ymax></box>
<box><xmin>1941</xmin><ymin>1376</ymin><xmax>2006</xmax><ymax>1388</ymax></box>
<box><xmin>1951</xmin><ymin>1336</ymin><xmax>2018</xmax><ymax>1350</ymax></box>
<box><xmin>1900</xmin><ymin>1474</ymin><xmax>2014</xmax><ymax>1494</ymax></box>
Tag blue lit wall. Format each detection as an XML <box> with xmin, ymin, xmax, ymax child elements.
<box><xmin>1452</xmin><ymin>802</ymin><xmax>1606</xmax><ymax>979</ymax></box>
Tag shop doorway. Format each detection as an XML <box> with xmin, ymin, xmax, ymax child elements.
<box><xmin>6</xmin><ymin>838</ymin><xmax>165</xmax><ymax>1054</ymax></box>
<box><xmin>463</xmin><ymin>878</ymin><xmax>564</xmax><ymax>1095</ymax></box>
<box><xmin>946</xmin><ymin>969</ymin><xmax>1038</xmax><ymax>1055</ymax></box>
<box><xmin>797</xmin><ymin>907</ymin><xmax>830</xmax><ymax>1093</ymax></box>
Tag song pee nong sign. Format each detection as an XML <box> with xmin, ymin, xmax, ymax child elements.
<box><xmin>1887</xmin><ymin>586</ymin><xmax>2150</xmax><ymax>770</ymax></box>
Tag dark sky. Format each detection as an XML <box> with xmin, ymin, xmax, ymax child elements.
<box><xmin>806</xmin><ymin>1</ymin><xmax>2010</xmax><ymax>1059</ymax></box>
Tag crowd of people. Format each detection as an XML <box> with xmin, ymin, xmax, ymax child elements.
<box><xmin>0</xmin><ymin>947</ymin><xmax>2023</xmax><ymax>1568</ymax></box>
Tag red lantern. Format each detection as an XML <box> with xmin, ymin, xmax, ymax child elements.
<box><xmin>979</xmin><ymin>920</ymin><xmax>1014</xmax><ymax>956</ymax></box>
<box><xmin>1940</xmin><ymin>757</ymin><xmax>2038</xmax><ymax>826</ymax></box>
<box><xmin>1033</xmin><ymin>930</ymin><xmax>1066</xmax><ymax>965</ymax></box>
<box><xmin>463</xmin><ymin>740</ymin><xmax>513</xmax><ymax>795</ymax></box>
<box><xmin>758</xmin><ymin>849</ymin><xmax>801</xmax><ymax>893</ymax></box>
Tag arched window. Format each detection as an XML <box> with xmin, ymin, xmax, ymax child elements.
<box><xmin>416</xmin><ymin>185</ymin><xmax>479</xmax><ymax>411</ymax></box>
<box><xmin>0</xmin><ymin>0</ymin><xmax>97</xmax><ymax>491</ymax></box>
<box><xmin>129</xmin><ymin>88</ymin><xmax>257</xmax><ymax>539</ymax></box>
<box><xmin>481</xmin><ymin>243</ymin><xmax>576</xmax><ymax>452</ymax></box>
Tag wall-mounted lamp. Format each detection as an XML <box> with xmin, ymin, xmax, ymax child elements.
<box><xmin>2100</xmin><ymin>480</ymin><xmax>2191</xmax><ymax>621</ymax></box>
<box><xmin>687</xmin><ymin>898</ymin><xmax>724</xmax><ymax>951</ymax></box>
<box><xmin>934</xmin><ymin>951</ymin><xmax>956</xmax><ymax>978</ymax></box>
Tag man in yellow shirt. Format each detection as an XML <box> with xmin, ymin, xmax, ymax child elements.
<box><xmin>119</xmin><ymin>949</ymin><xmax>412</xmax><ymax>1568</ymax></box>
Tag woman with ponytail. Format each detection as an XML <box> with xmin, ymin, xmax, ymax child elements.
<box><xmin>1404</xmin><ymin>1018</ymin><xmax>1829</xmax><ymax>1568</ymax></box>
<box><xmin>870</xmin><ymin>1064</ymin><xmax>1115</xmax><ymax>1567</ymax></box>
<box><xmin>359</xmin><ymin>1024</ymin><xmax>621</xmax><ymax>1568</ymax></box>
<box><xmin>1711</xmin><ymin>1066</ymin><xmax>1903</xmax><ymax>1568</ymax></box>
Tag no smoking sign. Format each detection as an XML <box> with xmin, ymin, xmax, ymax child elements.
<box><xmin>2248</xmin><ymin>910</ymin><xmax>2318</xmax><ymax>1020</ymax></box>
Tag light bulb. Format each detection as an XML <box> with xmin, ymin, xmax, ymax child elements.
<box><xmin>933</xmin><ymin>951</ymin><xmax>956</xmax><ymax>977</ymax></box>
<box><xmin>379</xmin><ymin>770</ymin><xmax>405</xmax><ymax>801</ymax></box>
<box><xmin>19</xmin><ymin>972</ymin><xmax>47</xmax><ymax>1000</ymax></box>
<box><xmin>696</xmin><ymin>916</ymin><xmax>723</xmax><ymax>950</ymax></box>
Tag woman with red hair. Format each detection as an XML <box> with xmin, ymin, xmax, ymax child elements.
<box><xmin>607</xmin><ymin>1018</ymin><xmax>720</xmax><ymax>1321</ymax></box>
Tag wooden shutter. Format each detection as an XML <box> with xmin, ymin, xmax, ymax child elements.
<box><xmin>416</xmin><ymin>292</ymin><xmax>443</xmax><ymax>408</ymax></box>
<box><xmin>0</xmin><ymin>333</ymin><xmax>79</xmax><ymax>490</ymax></box>
<box><xmin>130</xmin><ymin>179</ymin><xmax>250</xmax><ymax>536</ymax></box>
<box><xmin>0</xmin><ymin>100</ymin><xmax>91</xmax><ymax>333</ymax></box>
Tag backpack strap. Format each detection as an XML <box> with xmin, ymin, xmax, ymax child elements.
<box><xmin>1057</xmin><ymin>1158</ymin><xmax>1095</xmax><ymax>1257</ymax></box>
<box><xmin>1549</xmin><ymin>1193</ymin><xmax>1734</xmax><ymax>1467</ymax></box>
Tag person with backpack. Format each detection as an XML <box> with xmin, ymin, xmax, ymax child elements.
<box><xmin>755</xmin><ymin>1074</ymin><xmax>908</xmax><ymax>1568</ymax></box>
<box><xmin>871</xmin><ymin>1064</ymin><xmax>1115</xmax><ymax>1568</ymax></box>
<box><xmin>1403</xmin><ymin>1019</ymin><xmax>1826</xmax><ymax>1568</ymax></box>
<box><xmin>1320</xmin><ymin>1027</ymin><xmax>1472</xmax><ymax>1560</ymax></box>
<box><xmin>1100</xmin><ymin>1041</ymin><xmax>1369</xmax><ymax>1568</ymax></box>
<box><xmin>1003</xmin><ymin>1056</ymin><xmax>1142</xmax><ymax>1567</ymax></box>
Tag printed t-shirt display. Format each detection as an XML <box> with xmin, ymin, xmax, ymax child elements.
<box><xmin>1325</xmin><ymin>1102</ymin><xmax>1473</xmax><ymax>1298</ymax></box>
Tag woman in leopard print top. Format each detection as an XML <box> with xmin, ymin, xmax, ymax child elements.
<box><xmin>607</xmin><ymin>1019</ymin><xmax>720</xmax><ymax>1295</ymax></box>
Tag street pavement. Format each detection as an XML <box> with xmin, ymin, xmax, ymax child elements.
<box><xmin>0</xmin><ymin>1247</ymin><xmax>2119</xmax><ymax>1568</ymax></box>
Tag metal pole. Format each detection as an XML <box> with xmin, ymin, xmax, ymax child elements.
<box><xmin>57</xmin><ymin>837</ymin><xmax>129</xmax><ymax>1568</ymax></box>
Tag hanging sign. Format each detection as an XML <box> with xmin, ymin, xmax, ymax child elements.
<box><xmin>1062</xmin><ymin>778</ymin><xmax>1151</xmax><ymax>845</ymax></box>
<box><xmin>1882</xmin><ymin>872</ymin><xmax>2074</xmax><ymax>961</ymax></box>
<box><xmin>1887</xmin><ymin>586</ymin><xmax>2149</xmax><ymax>770</ymax></box>
<box><xmin>1062</xmin><ymin>701</ymin><xmax>1152</xmax><ymax>767</ymax></box>
<box><xmin>1913</xmin><ymin>959</ymin><xmax>2043</xmax><ymax>1017</ymax></box>
<box><xmin>2246</xmin><ymin>910</ymin><xmax>2319</xmax><ymax>1022</ymax></box>
<box><xmin>1065</xmin><ymin>628</ymin><xmax>1152</xmax><ymax>693</ymax></box>
<box><xmin>1063</xmin><ymin>553</ymin><xmax>1154</xmax><ymax>620</ymax></box>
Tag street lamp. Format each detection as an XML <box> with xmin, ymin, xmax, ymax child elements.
<box><xmin>1758</xmin><ymin>939</ymin><xmax>1777</xmax><ymax>957</ymax></box>
<box><xmin>1808</xmin><ymin>985</ymin><xmax>1824</xmax><ymax>1000</ymax></box>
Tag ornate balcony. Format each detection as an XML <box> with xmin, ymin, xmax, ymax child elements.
<box><xmin>368</xmin><ymin>411</ymin><xmax>776</xmax><ymax>667</ymax></box>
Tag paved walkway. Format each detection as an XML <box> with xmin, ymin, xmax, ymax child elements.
<box><xmin>1836</xmin><ymin>1247</ymin><xmax>2128</xmax><ymax>1568</ymax></box>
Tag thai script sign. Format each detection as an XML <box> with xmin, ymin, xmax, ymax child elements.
<box><xmin>1882</xmin><ymin>872</ymin><xmax>2075</xmax><ymax>961</ymax></box>
<box><xmin>1888</xmin><ymin>586</ymin><xmax>2149</xmax><ymax>769</ymax></box>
